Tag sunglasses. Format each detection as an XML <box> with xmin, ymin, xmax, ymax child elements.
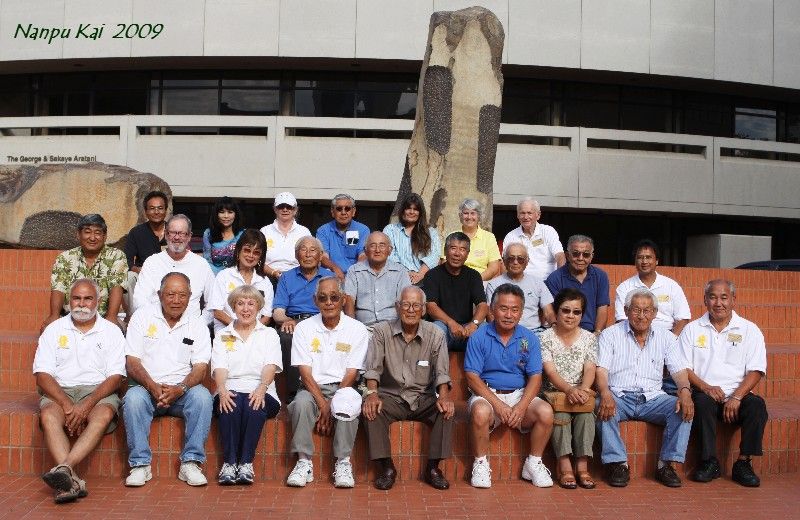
<box><xmin>275</xmin><ymin>204</ymin><xmax>294</xmax><ymax>210</ymax></box>
<box><xmin>316</xmin><ymin>293</ymin><xmax>342</xmax><ymax>303</ymax></box>
<box><xmin>506</xmin><ymin>255</ymin><xmax>527</xmax><ymax>263</ymax></box>
<box><xmin>570</xmin><ymin>251</ymin><xmax>593</xmax><ymax>259</ymax></box>
<box><xmin>559</xmin><ymin>307</ymin><xmax>583</xmax><ymax>316</ymax></box>
<box><xmin>334</xmin><ymin>206</ymin><xmax>353</xmax><ymax>213</ymax></box>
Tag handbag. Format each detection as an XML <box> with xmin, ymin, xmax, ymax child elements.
<box><xmin>543</xmin><ymin>389</ymin><xmax>596</xmax><ymax>414</ymax></box>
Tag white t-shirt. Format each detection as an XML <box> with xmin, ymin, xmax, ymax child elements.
<box><xmin>678</xmin><ymin>311</ymin><xmax>767</xmax><ymax>397</ymax></box>
<box><xmin>211</xmin><ymin>322</ymin><xmax>282</xmax><ymax>403</ymax></box>
<box><xmin>33</xmin><ymin>315</ymin><xmax>126</xmax><ymax>386</ymax></box>
<box><xmin>502</xmin><ymin>224</ymin><xmax>563</xmax><ymax>281</ymax></box>
<box><xmin>291</xmin><ymin>313</ymin><xmax>368</xmax><ymax>385</ymax></box>
<box><xmin>207</xmin><ymin>267</ymin><xmax>274</xmax><ymax>333</ymax></box>
<box><xmin>614</xmin><ymin>272</ymin><xmax>691</xmax><ymax>330</ymax></box>
<box><xmin>132</xmin><ymin>251</ymin><xmax>215</xmax><ymax>321</ymax></box>
<box><xmin>260</xmin><ymin>221</ymin><xmax>311</xmax><ymax>273</ymax></box>
<box><xmin>125</xmin><ymin>304</ymin><xmax>212</xmax><ymax>385</ymax></box>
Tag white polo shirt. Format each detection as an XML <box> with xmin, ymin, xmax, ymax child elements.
<box><xmin>132</xmin><ymin>251</ymin><xmax>215</xmax><ymax>320</ymax></box>
<box><xmin>502</xmin><ymin>223</ymin><xmax>564</xmax><ymax>281</ymax></box>
<box><xmin>211</xmin><ymin>322</ymin><xmax>282</xmax><ymax>403</ymax></box>
<box><xmin>614</xmin><ymin>272</ymin><xmax>691</xmax><ymax>330</ymax></box>
<box><xmin>291</xmin><ymin>313</ymin><xmax>368</xmax><ymax>385</ymax></box>
<box><xmin>260</xmin><ymin>221</ymin><xmax>311</xmax><ymax>273</ymax></box>
<box><xmin>678</xmin><ymin>311</ymin><xmax>767</xmax><ymax>397</ymax></box>
<box><xmin>33</xmin><ymin>315</ymin><xmax>126</xmax><ymax>387</ymax></box>
<box><xmin>125</xmin><ymin>304</ymin><xmax>212</xmax><ymax>386</ymax></box>
<box><xmin>207</xmin><ymin>267</ymin><xmax>274</xmax><ymax>333</ymax></box>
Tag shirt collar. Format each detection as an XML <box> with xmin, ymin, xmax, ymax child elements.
<box><xmin>698</xmin><ymin>310</ymin><xmax>741</xmax><ymax>331</ymax></box>
<box><xmin>221</xmin><ymin>320</ymin><xmax>267</xmax><ymax>341</ymax></box>
<box><xmin>389</xmin><ymin>318</ymin><xmax>422</xmax><ymax>340</ymax></box>
<box><xmin>155</xmin><ymin>305</ymin><xmax>189</xmax><ymax>328</ymax></box>
<box><xmin>487</xmin><ymin>322</ymin><xmax>525</xmax><ymax>344</ymax></box>
<box><xmin>623</xmin><ymin>320</ymin><xmax>654</xmax><ymax>339</ymax></box>
<box><xmin>65</xmin><ymin>315</ymin><xmax>102</xmax><ymax>335</ymax></box>
<box><xmin>310</xmin><ymin>312</ymin><xmax>344</xmax><ymax>332</ymax></box>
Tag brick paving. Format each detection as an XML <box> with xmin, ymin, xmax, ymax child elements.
<box><xmin>1</xmin><ymin>472</ymin><xmax>798</xmax><ymax>520</ymax></box>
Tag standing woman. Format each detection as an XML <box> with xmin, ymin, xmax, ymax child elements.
<box><xmin>449</xmin><ymin>198</ymin><xmax>501</xmax><ymax>281</ymax></box>
<box><xmin>383</xmin><ymin>193</ymin><xmax>441</xmax><ymax>285</ymax></box>
<box><xmin>207</xmin><ymin>229</ymin><xmax>274</xmax><ymax>334</ymax></box>
<box><xmin>259</xmin><ymin>192</ymin><xmax>311</xmax><ymax>288</ymax></box>
<box><xmin>539</xmin><ymin>288</ymin><xmax>598</xmax><ymax>489</ymax></box>
<box><xmin>212</xmin><ymin>285</ymin><xmax>282</xmax><ymax>485</ymax></box>
<box><xmin>203</xmin><ymin>196</ymin><xmax>245</xmax><ymax>275</ymax></box>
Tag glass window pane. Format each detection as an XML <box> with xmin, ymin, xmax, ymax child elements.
<box><xmin>294</xmin><ymin>89</ymin><xmax>354</xmax><ymax>117</ymax></box>
<box><xmin>0</xmin><ymin>92</ymin><xmax>30</xmax><ymax>116</ymax></box>
<box><xmin>355</xmin><ymin>91</ymin><xmax>416</xmax><ymax>119</ymax></box>
<box><xmin>563</xmin><ymin>100</ymin><xmax>618</xmax><ymax>129</ymax></box>
<box><xmin>41</xmin><ymin>73</ymin><xmax>92</xmax><ymax>90</ymax></box>
<box><xmin>735</xmin><ymin>113</ymin><xmax>776</xmax><ymax>140</ymax></box>
<box><xmin>94</xmin><ymin>72</ymin><xmax>150</xmax><ymax>89</ymax></box>
<box><xmin>161</xmin><ymin>89</ymin><xmax>218</xmax><ymax>115</ymax></box>
<box><xmin>94</xmin><ymin>90</ymin><xmax>148</xmax><ymax>115</ymax></box>
<box><xmin>501</xmin><ymin>95</ymin><xmax>550</xmax><ymax>124</ymax></box>
<box><xmin>66</xmin><ymin>92</ymin><xmax>91</xmax><ymax>115</ymax></box>
<box><xmin>621</xmin><ymin>103</ymin><xmax>673</xmax><ymax>132</ymax></box>
<box><xmin>220</xmin><ymin>89</ymin><xmax>279</xmax><ymax>115</ymax></box>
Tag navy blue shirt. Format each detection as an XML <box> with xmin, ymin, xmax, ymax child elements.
<box><xmin>273</xmin><ymin>267</ymin><xmax>334</xmax><ymax>315</ymax></box>
<box><xmin>464</xmin><ymin>323</ymin><xmax>542</xmax><ymax>391</ymax></box>
<box><xmin>316</xmin><ymin>220</ymin><xmax>370</xmax><ymax>273</ymax></box>
<box><xmin>545</xmin><ymin>264</ymin><xmax>610</xmax><ymax>331</ymax></box>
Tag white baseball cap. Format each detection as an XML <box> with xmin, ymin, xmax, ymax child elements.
<box><xmin>331</xmin><ymin>387</ymin><xmax>362</xmax><ymax>422</ymax></box>
<box><xmin>274</xmin><ymin>192</ymin><xmax>297</xmax><ymax>207</ymax></box>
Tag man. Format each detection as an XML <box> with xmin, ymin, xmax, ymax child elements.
<box><xmin>465</xmin><ymin>283</ymin><xmax>554</xmax><ymax>489</ymax></box>
<box><xmin>545</xmin><ymin>235</ymin><xmax>609</xmax><ymax>334</ymax></box>
<box><xmin>363</xmin><ymin>286</ymin><xmax>455</xmax><ymax>490</ymax></box>
<box><xmin>344</xmin><ymin>231</ymin><xmax>411</xmax><ymax>329</ymax></box>
<box><xmin>596</xmin><ymin>288</ymin><xmax>694</xmax><ymax>488</ymax></box>
<box><xmin>679</xmin><ymin>280</ymin><xmax>768</xmax><ymax>487</ymax></box>
<box><xmin>33</xmin><ymin>279</ymin><xmax>126</xmax><ymax>503</ymax></box>
<box><xmin>286</xmin><ymin>277</ymin><xmax>368</xmax><ymax>488</ymax></box>
<box><xmin>502</xmin><ymin>197</ymin><xmax>565</xmax><ymax>281</ymax></box>
<box><xmin>132</xmin><ymin>214</ymin><xmax>214</xmax><ymax>320</ymax></box>
<box><xmin>123</xmin><ymin>272</ymin><xmax>213</xmax><ymax>487</ymax></box>
<box><xmin>123</xmin><ymin>191</ymin><xmax>169</xmax><ymax>311</ymax></box>
<box><xmin>317</xmin><ymin>193</ymin><xmax>370</xmax><ymax>280</ymax></box>
<box><xmin>424</xmin><ymin>232</ymin><xmax>489</xmax><ymax>351</ymax></box>
<box><xmin>486</xmin><ymin>243</ymin><xmax>555</xmax><ymax>332</ymax></box>
<box><xmin>42</xmin><ymin>214</ymin><xmax>127</xmax><ymax>332</ymax></box>
<box><xmin>273</xmin><ymin>236</ymin><xmax>334</xmax><ymax>401</ymax></box>
<box><xmin>614</xmin><ymin>239</ymin><xmax>690</xmax><ymax>336</ymax></box>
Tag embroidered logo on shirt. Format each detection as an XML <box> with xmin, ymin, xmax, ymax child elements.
<box><xmin>310</xmin><ymin>337</ymin><xmax>321</xmax><ymax>353</ymax></box>
<box><xmin>227</xmin><ymin>281</ymin><xmax>236</xmax><ymax>292</ymax></box>
<box><xmin>520</xmin><ymin>338</ymin><xmax>529</xmax><ymax>353</ymax></box>
<box><xmin>57</xmin><ymin>335</ymin><xmax>69</xmax><ymax>349</ymax></box>
<box><xmin>221</xmin><ymin>335</ymin><xmax>236</xmax><ymax>352</ymax></box>
<box><xmin>657</xmin><ymin>295</ymin><xmax>670</xmax><ymax>303</ymax></box>
<box><xmin>266</xmin><ymin>238</ymin><xmax>274</xmax><ymax>249</ymax></box>
<box><xmin>145</xmin><ymin>324</ymin><xmax>158</xmax><ymax>339</ymax></box>
<box><xmin>695</xmin><ymin>335</ymin><xmax>707</xmax><ymax>348</ymax></box>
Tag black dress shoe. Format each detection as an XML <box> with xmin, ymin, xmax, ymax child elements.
<box><xmin>423</xmin><ymin>467</ymin><xmax>450</xmax><ymax>490</ymax></box>
<box><xmin>606</xmin><ymin>462</ymin><xmax>630</xmax><ymax>487</ymax></box>
<box><xmin>374</xmin><ymin>462</ymin><xmax>397</xmax><ymax>490</ymax></box>
<box><xmin>692</xmin><ymin>457</ymin><xmax>721</xmax><ymax>482</ymax></box>
<box><xmin>732</xmin><ymin>459</ymin><xmax>760</xmax><ymax>487</ymax></box>
<box><xmin>655</xmin><ymin>463</ymin><xmax>682</xmax><ymax>487</ymax></box>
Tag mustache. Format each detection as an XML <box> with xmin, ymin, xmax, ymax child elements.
<box><xmin>70</xmin><ymin>306</ymin><xmax>97</xmax><ymax>321</ymax></box>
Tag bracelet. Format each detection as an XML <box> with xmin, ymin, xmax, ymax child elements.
<box><xmin>678</xmin><ymin>386</ymin><xmax>691</xmax><ymax>394</ymax></box>
<box><xmin>730</xmin><ymin>395</ymin><xmax>742</xmax><ymax>401</ymax></box>
<box><xmin>364</xmin><ymin>389</ymin><xmax>378</xmax><ymax>396</ymax></box>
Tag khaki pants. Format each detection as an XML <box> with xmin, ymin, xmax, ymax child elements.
<box><xmin>39</xmin><ymin>384</ymin><xmax>121</xmax><ymax>433</ymax></box>
<box><xmin>550</xmin><ymin>411</ymin><xmax>595</xmax><ymax>458</ymax></box>
<box><xmin>287</xmin><ymin>384</ymin><xmax>359</xmax><ymax>459</ymax></box>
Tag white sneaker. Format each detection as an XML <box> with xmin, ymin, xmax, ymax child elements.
<box><xmin>522</xmin><ymin>458</ymin><xmax>553</xmax><ymax>488</ymax></box>
<box><xmin>236</xmin><ymin>462</ymin><xmax>254</xmax><ymax>485</ymax></box>
<box><xmin>287</xmin><ymin>459</ymin><xmax>314</xmax><ymax>487</ymax></box>
<box><xmin>471</xmin><ymin>459</ymin><xmax>492</xmax><ymax>488</ymax></box>
<box><xmin>333</xmin><ymin>459</ymin><xmax>355</xmax><ymax>488</ymax></box>
<box><xmin>125</xmin><ymin>465</ymin><xmax>152</xmax><ymax>487</ymax></box>
<box><xmin>178</xmin><ymin>461</ymin><xmax>208</xmax><ymax>486</ymax></box>
<box><xmin>218</xmin><ymin>463</ymin><xmax>237</xmax><ymax>485</ymax></box>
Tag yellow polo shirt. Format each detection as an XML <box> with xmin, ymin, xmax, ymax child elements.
<box><xmin>442</xmin><ymin>227</ymin><xmax>501</xmax><ymax>274</ymax></box>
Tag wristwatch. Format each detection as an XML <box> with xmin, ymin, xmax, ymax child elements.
<box><xmin>364</xmin><ymin>389</ymin><xmax>378</xmax><ymax>397</ymax></box>
<box><xmin>472</xmin><ymin>319</ymin><xmax>480</xmax><ymax>326</ymax></box>
<box><xmin>177</xmin><ymin>383</ymin><xmax>189</xmax><ymax>395</ymax></box>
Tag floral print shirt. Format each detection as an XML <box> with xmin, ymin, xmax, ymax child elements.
<box><xmin>50</xmin><ymin>245</ymin><xmax>128</xmax><ymax>315</ymax></box>
<box><xmin>539</xmin><ymin>327</ymin><xmax>598</xmax><ymax>391</ymax></box>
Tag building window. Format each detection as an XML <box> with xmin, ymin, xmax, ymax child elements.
<box><xmin>735</xmin><ymin>105</ymin><xmax>777</xmax><ymax>141</ymax></box>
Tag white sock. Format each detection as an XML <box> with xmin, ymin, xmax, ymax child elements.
<box><xmin>528</xmin><ymin>455</ymin><xmax>542</xmax><ymax>464</ymax></box>
<box><xmin>474</xmin><ymin>456</ymin><xmax>488</xmax><ymax>464</ymax></box>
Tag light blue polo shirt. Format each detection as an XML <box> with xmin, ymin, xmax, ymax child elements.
<box><xmin>464</xmin><ymin>323</ymin><xmax>542</xmax><ymax>391</ymax></box>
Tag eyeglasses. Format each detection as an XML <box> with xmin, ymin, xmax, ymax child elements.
<box><xmin>629</xmin><ymin>308</ymin><xmax>654</xmax><ymax>317</ymax></box>
<box><xmin>570</xmin><ymin>251</ymin><xmax>593</xmax><ymax>259</ymax></box>
<box><xmin>559</xmin><ymin>307</ymin><xmax>583</xmax><ymax>316</ymax></box>
<box><xmin>334</xmin><ymin>206</ymin><xmax>353</xmax><ymax>213</ymax></box>
<box><xmin>167</xmin><ymin>230</ymin><xmax>190</xmax><ymax>238</ymax></box>
<box><xmin>367</xmin><ymin>243</ymin><xmax>389</xmax><ymax>251</ymax></box>
<box><xmin>275</xmin><ymin>204</ymin><xmax>294</xmax><ymax>210</ymax></box>
<box><xmin>506</xmin><ymin>255</ymin><xmax>527</xmax><ymax>263</ymax></box>
<box><xmin>316</xmin><ymin>293</ymin><xmax>342</xmax><ymax>303</ymax></box>
<box><xmin>399</xmin><ymin>302</ymin><xmax>423</xmax><ymax>311</ymax></box>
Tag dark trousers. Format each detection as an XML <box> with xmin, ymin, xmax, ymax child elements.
<box><xmin>364</xmin><ymin>392</ymin><xmax>454</xmax><ymax>460</ymax></box>
<box><xmin>215</xmin><ymin>392</ymin><xmax>280</xmax><ymax>465</ymax></box>
<box><xmin>692</xmin><ymin>391</ymin><xmax>768</xmax><ymax>460</ymax></box>
<box><xmin>278</xmin><ymin>330</ymin><xmax>301</xmax><ymax>403</ymax></box>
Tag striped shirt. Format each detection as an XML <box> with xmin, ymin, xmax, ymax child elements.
<box><xmin>597</xmin><ymin>320</ymin><xmax>688</xmax><ymax>401</ymax></box>
<box><xmin>383</xmin><ymin>222</ymin><xmax>441</xmax><ymax>272</ymax></box>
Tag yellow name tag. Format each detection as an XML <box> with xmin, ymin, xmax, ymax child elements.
<box><xmin>531</xmin><ymin>238</ymin><xmax>544</xmax><ymax>247</ymax></box>
<box><xmin>335</xmin><ymin>342</ymin><xmax>351</xmax><ymax>353</ymax></box>
<box><xmin>727</xmin><ymin>333</ymin><xmax>742</xmax><ymax>344</ymax></box>
<box><xmin>657</xmin><ymin>294</ymin><xmax>670</xmax><ymax>303</ymax></box>
<box><xmin>220</xmin><ymin>335</ymin><xmax>236</xmax><ymax>343</ymax></box>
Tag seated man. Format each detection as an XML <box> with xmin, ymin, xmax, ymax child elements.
<box><xmin>679</xmin><ymin>279</ymin><xmax>768</xmax><ymax>487</ymax></box>
<box><xmin>486</xmin><ymin>243</ymin><xmax>555</xmax><ymax>333</ymax></box>
<box><xmin>344</xmin><ymin>231</ymin><xmax>411</xmax><ymax>329</ymax></box>
<box><xmin>363</xmin><ymin>286</ymin><xmax>455</xmax><ymax>490</ymax></box>
<box><xmin>123</xmin><ymin>272</ymin><xmax>213</xmax><ymax>487</ymax></box>
<box><xmin>286</xmin><ymin>277</ymin><xmax>368</xmax><ymax>488</ymax></box>
<box><xmin>424</xmin><ymin>232</ymin><xmax>489</xmax><ymax>351</ymax></box>
<box><xmin>273</xmin><ymin>236</ymin><xmax>334</xmax><ymax>401</ymax></box>
<box><xmin>465</xmin><ymin>283</ymin><xmax>554</xmax><ymax>489</ymax></box>
<box><xmin>316</xmin><ymin>193</ymin><xmax>370</xmax><ymax>280</ymax></box>
<box><xmin>596</xmin><ymin>288</ymin><xmax>694</xmax><ymax>488</ymax></box>
<box><xmin>123</xmin><ymin>190</ymin><xmax>169</xmax><ymax>312</ymax></box>
<box><xmin>34</xmin><ymin>279</ymin><xmax>126</xmax><ymax>503</ymax></box>
<box><xmin>42</xmin><ymin>214</ymin><xmax>127</xmax><ymax>332</ymax></box>
<box><xmin>502</xmin><ymin>197</ymin><xmax>565</xmax><ymax>281</ymax></box>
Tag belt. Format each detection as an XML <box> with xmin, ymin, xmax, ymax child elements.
<box><xmin>493</xmin><ymin>389</ymin><xmax>516</xmax><ymax>395</ymax></box>
<box><xmin>289</xmin><ymin>313</ymin><xmax>315</xmax><ymax>321</ymax></box>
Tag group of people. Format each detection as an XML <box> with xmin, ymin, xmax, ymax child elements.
<box><xmin>32</xmin><ymin>189</ymin><xmax>768</xmax><ymax>503</ymax></box>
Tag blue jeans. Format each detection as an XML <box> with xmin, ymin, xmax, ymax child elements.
<box><xmin>123</xmin><ymin>385</ymin><xmax>213</xmax><ymax>467</ymax></box>
<box><xmin>432</xmin><ymin>320</ymin><xmax>467</xmax><ymax>352</ymax></box>
<box><xmin>597</xmin><ymin>391</ymin><xmax>692</xmax><ymax>464</ymax></box>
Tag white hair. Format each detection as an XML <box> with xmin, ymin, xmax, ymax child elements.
<box><xmin>624</xmin><ymin>288</ymin><xmax>659</xmax><ymax>311</ymax></box>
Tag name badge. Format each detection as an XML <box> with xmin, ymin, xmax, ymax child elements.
<box><xmin>531</xmin><ymin>238</ymin><xmax>544</xmax><ymax>247</ymax></box>
<box><xmin>727</xmin><ymin>333</ymin><xmax>742</xmax><ymax>344</ymax></box>
<box><xmin>657</xmin><ymin>294</ymin><xmax>670</xmax><ymax>303</ymax></box>
<box><xmin>220</xmin><ymin>335</ymin><xmax>236</xmax><ymax>343</ymax></box>
<box><xmin>345</xmin><ymin>230</ymin><xmax>360</xmax><ymax>246</ymax></box>
<box><xmin>473</xmin><ymin>250</ymin><xmax>486</xmax><ymax>258</ymax></box>
<box><xmin>335</xmin><ymin>342</ymin><xmax>352</xmax><ymax>353</ymax></box>
<box><xmin>417</xmin><ymin>360</ymin><xmax>429</xmax><ymax>367</ymax></box>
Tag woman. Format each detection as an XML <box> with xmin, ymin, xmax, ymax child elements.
<box><xmin>383</xmin><ymin>193</ymin><xmax>441</xmax><ymax>285</ymax></box>
<box><xmin>203</xmin><ymin>196</ymin><xmax>245</xmax><ymax>274</ymax></box>
<box><xmin>539</xmin><ymin>288</ymin><xmax>598</xmax><ymax>489</ymax></box>
<box><xmin>259</xmin><ymin>192</ymin><xmax>311</xmax><ymax>286</ymax></box>
<box><xmin>208</xmin><ymin>229</ymin><xmax>274</xmax><ymax>333</ymax></box>
<box><xmin>212</xmin><ymin>285</ymin><xmax>282</xmax><ymax>485</ymax></box>
<box><xmin>449</xmin><ymin>198</ymin><xmax>501</xmax><ymax>281</ymax></box>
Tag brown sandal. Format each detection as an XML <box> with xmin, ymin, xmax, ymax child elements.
<box><xmin>558</xmin><ymin>472</ymin><xmax>577</xmax><ymax>489</ymax></box>
<box><xmin>577</xmin><ymin>471</ymin><xmax>596</xmax><ymax>489</ymax></box>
